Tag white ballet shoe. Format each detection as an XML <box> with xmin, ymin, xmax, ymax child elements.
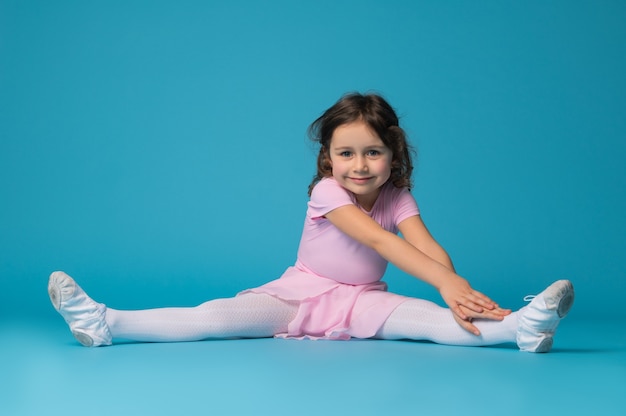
<box><xmin>516</xmin><ymin>280</ymin><xmax>574</xmax><ymax>353</ymax></box>
<box><xmin>48</xmin><ymin>271</ymin><xmax>112</xmax><ymax>347</ymax></box>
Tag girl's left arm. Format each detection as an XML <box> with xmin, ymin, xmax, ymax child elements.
<box><xmin>325</xmin><ymin>205</ymin><xmax>497</xmax><ymax>335</ymax></box>
<box><xmin>398</xmin><ymin>215</ymin><xmax>511</xmax><ymax>328</ymax></box>
<box><xmin>397</xmin><ymin>215</ymin><xmax>456</xmax><ymax>272</ymax></box>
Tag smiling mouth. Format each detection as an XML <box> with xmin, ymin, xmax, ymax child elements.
<box><xmin>349</xmin><ymin>177</ymin><xmax>373</xmax><ymax>184</ymax></box>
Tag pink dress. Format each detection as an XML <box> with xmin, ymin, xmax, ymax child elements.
<box><xmin>240</xmin><ymin>177</ymin><xmax>420</xmax><ymax>340</ymax></box>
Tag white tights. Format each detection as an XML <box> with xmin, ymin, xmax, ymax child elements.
<box><xmin>105</xmin><ymin>294</ymin><xmax>518</xmax><ymax>346</ymax></box>
<box><xmin>376</xmin><ymin>299</ymin><xmax>518</xmax><ymax>346</ymax></box>
<box><xmin>105</xmin><ymin>293</ymin><xmax>299</xmax><ymax>342</ymax></box>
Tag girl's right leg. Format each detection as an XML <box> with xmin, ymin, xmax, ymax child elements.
<box><xmin>48</xmin><ymin>271</ymin><xmax>298</xmax><ymax>347</ymax></box>
<box><xmin>106</xmin><ymin>294</ymin><xmax>298</xmax><ymax>343</ymax></box>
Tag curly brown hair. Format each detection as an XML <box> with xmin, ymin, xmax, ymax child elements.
<box><xmin>308</xmin><ymin>92</ymin><xmax>414</xmax><ymax>195</ymax></box>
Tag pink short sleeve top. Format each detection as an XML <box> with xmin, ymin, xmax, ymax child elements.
<box><xmin>295</xmin><ymin>177</ymin><xmax>419</xmax><ymax>285</ymax></box>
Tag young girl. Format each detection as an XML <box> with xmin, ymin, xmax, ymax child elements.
<box><xmin>49</xmin><ymin>93</ymin><xmax>574</xmax><ymax>352</ymax></box>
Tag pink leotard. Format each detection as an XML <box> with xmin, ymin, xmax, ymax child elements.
<box><xmin>241</xmin><ymin>177</ymin><xmax>420</xmax><ymax>339</ymax></box>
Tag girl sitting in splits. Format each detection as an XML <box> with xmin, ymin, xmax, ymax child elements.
<box><xmin>48</xmin><ymin>92</ymin><xmax>574</xmax><ymax>352</ymax></box>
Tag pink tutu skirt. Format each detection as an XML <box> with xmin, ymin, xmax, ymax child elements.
<box><xmin>239</xmin><ymin>266</ymin><xmax>409</xmax><ymax>340</ymax></box>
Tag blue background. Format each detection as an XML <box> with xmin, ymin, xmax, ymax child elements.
<box><xmin>2</xmin><ymin>0</ymin><xmax>625</xmax><ymax>321</ymax></box>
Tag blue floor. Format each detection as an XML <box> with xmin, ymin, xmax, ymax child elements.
<box><xmin>2</xmin><ymin>317</ymin><xmax>624</xmax><ymax>415</ymax></box>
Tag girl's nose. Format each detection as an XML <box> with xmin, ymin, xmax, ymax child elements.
<box><xmin>354</xmin><ymin>156</ymin><xmax>368</xmax><ymax>172</ymax></box>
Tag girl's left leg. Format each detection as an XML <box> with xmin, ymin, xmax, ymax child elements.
<box><xmin>376</xmin><ymin>280</ymin><xmax>574</xmax><ymax>353</ymax></box>
<box><xmin>375</xmin><ymin>298</ymin><xmax>519</xmax><ymax>347</ymax></box>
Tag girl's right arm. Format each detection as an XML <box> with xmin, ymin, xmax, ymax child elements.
<box><xmin>325</xmin><ymin>204</ymin><xmax>498</xmax><ymax>333</ymax></box>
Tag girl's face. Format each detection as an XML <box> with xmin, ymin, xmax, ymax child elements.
<box><xmin>329</xmin><ymin>121</ymin><xmax>392</xmax><ymax>211</ymax></box>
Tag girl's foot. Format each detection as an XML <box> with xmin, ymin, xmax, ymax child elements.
<box><xmin>48</xmin><ymin>271</ymin><xmax>112</xmax><ymax>347</ymax></box>
<box><xmin>516</xmin><ymin>280</ymin><xmax>574</xmax><ymax>353</ymax></box>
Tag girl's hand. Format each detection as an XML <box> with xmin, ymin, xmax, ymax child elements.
<box><xmin>438</xmin><ymin>275</ymin><xmax>503</xmax><ymax>334</ymax></box>
<box><xmin>454</xmin><ymin>304</ymin><xmax>512</xmax><ymax>335</ymax></box>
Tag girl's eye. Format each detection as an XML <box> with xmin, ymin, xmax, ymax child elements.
<box><xmin>340</xmin><ymin>151</ymin><xmax>352</xmax><ymax>157</ymax></box>
<box><xmin>367</xmin><ymin>150</ymin><xmax>381</xmax><ymax>156</ymax></box>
